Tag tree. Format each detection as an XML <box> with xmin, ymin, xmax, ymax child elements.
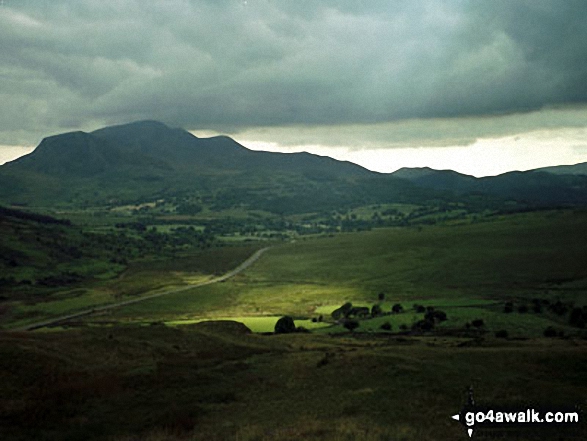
<box><xmin>392</xmin><ymin>303</ymin><xmax>403</xmax><ymax>314</ymax></box>
<box><xmin>495</xmin><ymin>330</ymin><xmax>508</xmax><ymax>339</ymax></box>
<box><xmin>380</xmin><ymin>321</ymin><xmax>392</xmax><ymax>331</ymax></box>
<box><xmin>378</xmin><ymin>292</ymin><xmax>385</xmax><ymax>301</ymax></box>
<box><xmin>569</xmin><ymin>307</ymin><xmax>586</xmax><ymax>328</ymax></box>
<box><xmin>332</xmin><ymin>302</ymin><xmax>353</xmax><ymax>320</ymax></box>
<box><xmin>274</xmin><ymin>316</ymin><xmax>296</xmax><ymax>334</ymax></box>
<box><xmin>371</xmin><ymin>304</ymin><xmax>382</xmax><ymax>317</ymax></box>
<box><xmin>425</xmin><ymin>310</ymin><xmax>447</xmax><ymax>323</ymax></box>
<box><xmin>412</xmin><ymin>319</ymin><xmax>434</xmax><ymax>331</ymax></box>
<box><xmin>543</xmin><ymin>326</ymin><xmax>557</xmax><ymax>338</ymax></box>
<box><xmin>414</xmin><ymin>304</ymin><xmax>426</xmax><ymax>313</ymax></box>
<box><xmin>471</xmin><ymin>319</ymin><xmax>484</xmax><ymax>328</ymax></box>
<box><xmin>343</xmin><ymin>319</ymin><xmax>360</xmax><ymax>332</ymax></box>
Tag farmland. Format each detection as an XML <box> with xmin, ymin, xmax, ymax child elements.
<box><xmin>1</xmin><ymin>208</ymin><xmax>587</xmax><ymax>440</ymax></box>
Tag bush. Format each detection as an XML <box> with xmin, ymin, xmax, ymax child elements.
<box><xmin>392</xmin><ymin>303</ymin><xmax>403</xmax><ymax>314</ymax></box>
<box><xmin>543</xmin><ymin>326</ymin><xmax>557</xmax><ymax>338</ymax></box>
<box><xmin>348</xmin><ymin>306</ymin><xmax>370</xmax><ymax>318</ymax></box>
<box><xmin>371</xmin><ymin>304</ymin><xmax>382</xmax><ymax>317</ymax></box>
<box><xmin>412</xmin><ymin>319</ymin><xmax>434</xmax><ymax>331</ymax></box>
<box><xmin>569</xmin><ymin>307</ymin><xmax>586</xmax><ymax>328</ymax></box>
<box><xmin>471</xmin><ymin>319</ymin><xmax>484</xmax><ymax>328</ymax></box>
<box><xmin>343</xmin><ymin>319</ymin><xmax>360</xmax><ymax>332</ymax></box>
<box><xmin>414</xmin><ymin>304</ymin><xmax>426</xmax><ymax>313</ymax></box>
<box><xmin>549</xmin><ymin>301</ymin><xmax>568</xmax><ymax>316</ymax></box>
<box><xmin>495</xmin><ymin>330</ymin><xmax>509</xmax><ymax>339</ymax></box>
<box><xmin>425</xmin><ymin>310</ymin><xmax>447</xmax><ymax>323</ymax></box>
<box><xmin>518</xmin><ymin>305</ymin><xmax>528</xmax><ymax>314</ymax></box>
<box><xmin>332</xmin><ymin>302</ymin><xmax>353</xmax><ymax>320</ymax></box>
<box><xmin>378</xmin><ymin>292</ymin><xmax>385</xmax><ymax>301</ymax></box>
<box><xmin>274</xmin><ymin>316</ymin><xmax>296</xmax><ymax>334</ymax></box>
<box><xmin>503</xmin><ymin>302</ymin><xmax>514</xmax><ymax>313</ymax></box>
<box><xmin>380</xmin><ymin>322</ymin><xmax>392</xmax><ymax>331</ymax></box>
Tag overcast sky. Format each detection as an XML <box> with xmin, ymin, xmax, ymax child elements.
<box><xmin>1</xmin><ymin>0</ymin><xmax>586</xmax><ymax>175</ymax></box>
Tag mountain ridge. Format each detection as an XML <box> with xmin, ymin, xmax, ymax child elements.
<box><xmin>1</xmin><ymin>120</ymin><xmax>587</xmax><ymax>211</ymax></box>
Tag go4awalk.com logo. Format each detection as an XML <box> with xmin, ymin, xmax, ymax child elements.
<box><xmin>451</xmin><ymin>387</ymin><xmax>583</xmax><ymax>438</ymax></box>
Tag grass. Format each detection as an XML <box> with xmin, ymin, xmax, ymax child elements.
<box><xmin>1</xmin><ymin>244</ymin><xmax>265</xmax><ymax>330</ymax></box>
<box><xmin>1</xmin><ymin>323</ymin><xmax>585</xmax><ymax>440</ymax></box>
<box><xmin>3</xmin><ymin>210</ymin><xmax>587</xmax><ymax>440</ymax></box>
<box><xmin>104</xmin><ymin>210</ymin><xmax>587</xmax><ymax>341</ymax></box>
<box><xmin>165</xmin><ymin>317</ymin><xmax>331</xmax><ymax>333</ymax></box>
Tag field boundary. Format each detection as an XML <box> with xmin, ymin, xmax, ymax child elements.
<box><xmin>12</xmin><ymin>247</ymin><xmax>271</xmax><ymax>332</ymax></box>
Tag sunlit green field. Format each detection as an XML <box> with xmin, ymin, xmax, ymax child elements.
<box><xmin>3</xmin><ymin>210</ymin><xmax>587</xmax><ymax>441</ymax></box>
<box><xmin>99</xmin><ymin>210</ymin><xmax>587</xmax><ymax>339</ymax></box>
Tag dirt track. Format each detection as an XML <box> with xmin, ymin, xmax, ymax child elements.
<box><xmin>14</xmin><ymin>246</ymin><xmax>271</xmax><ymax>331</ymax></box>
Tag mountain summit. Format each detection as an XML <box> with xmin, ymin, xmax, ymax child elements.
<box><xmin>1</xmin><ymin>120</ymin><xmax>587</xmax><ymax>211</ymax></box>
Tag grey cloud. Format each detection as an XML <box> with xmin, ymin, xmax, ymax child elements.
<box><xmin>1</xmin><ymin>0</ymin><xmax>586</xmax><ymax>145</ymax></box>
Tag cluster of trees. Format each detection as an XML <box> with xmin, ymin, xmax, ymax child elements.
<box><xmin>330</xmin><ymin>301</ymin><xmax>406</xmax><ymax>321</ymax></box>
<box><xmin>504</xmin><ymin>298</ymin><xmax>587</xmax><ymax>329</ymax></box>
<box><xmin>412</xmin><ymin>305</ymin><xmax>448</xmax><ymax>331</ymax></box>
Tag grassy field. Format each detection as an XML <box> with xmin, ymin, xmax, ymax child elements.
<box><xmin>2</xmin><ymin>209</ymin><xmax>587</xmax><ymax>440</ymax></box>
<box><xmin>102</xmin><ymin>210</ymin><xmax>587</xmax><ymax>339</ymax></box>
<box><xmin>1</xmin><ymin>322</ymin><xmax>585</xmax><ymax>441</ymax></box>
<box><xmin>2</xmin><ymin>244</ymin><xmax>263</xmax><ymax>330</ymax></box>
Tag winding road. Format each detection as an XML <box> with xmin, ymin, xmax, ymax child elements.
<box><xmin>14</xmin><ymin>246</ymin><xmax>271</xmax><ymax>332</ymax></box>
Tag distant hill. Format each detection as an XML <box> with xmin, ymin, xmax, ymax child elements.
<box><xmin>0</xmin><ymin>121</ymin><xmax>431</xmax><ymax>213</ymax></box>
<box><xmin>1</xmin><ymin>120</ymin><xmax>587</xmax><ymax>212</ymax></box>
<box><xmin>535</xmin><ymin>162</ymin><xmax>587</xmax><ymax>176</ymax></box>
<box><xmin>391</xmin><ymin>167</ymin><xmax>587</xmax><ymax>206</ymax></box>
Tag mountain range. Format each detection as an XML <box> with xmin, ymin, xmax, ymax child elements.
<box><xmin>1</xmin><ymin>120</ymin><xmax>586</xmax><ymax>213</ymax></box>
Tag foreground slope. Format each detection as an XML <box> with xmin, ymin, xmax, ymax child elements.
<box><xmin>1</xmin><ymin>322</ymin><xmax>585</xmax><ymax>441</ymax></box>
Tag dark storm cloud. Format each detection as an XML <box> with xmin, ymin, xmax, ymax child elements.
<box><xmin>1</xmin><ymin>0</ymin><xmax>586</xmax><ymax>145</ymax></box>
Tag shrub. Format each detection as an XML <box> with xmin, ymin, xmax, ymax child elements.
<box><xmin>378</xmin><ymin>292</ymin><xmax>385</xmax><ymax>301</ymax></box>
<box><xmin>503</xmin><ymin>302</ymin><xmax>514</xmax><ymax>313</ymax></box>
<box><xmin>412</xmin><ymin>319</ymin><xmax>434</xmax><ymax>331</ymax></box>
<box><xmin>392</xmin><ymin>303</ymin><xmax>404</xmax><ymax>313</ymax></box>
<box><xmin>332</xmin><ymin>302</ymin><xmax>353</xmax><ymax>320</ymax></box>
<box><xmin>274</xmin><ymin>316</ymin><xmax>296</xmax><ymax>334</ymax></box>
<box><xmin>380</xmin><ymin>322</ymin><xmax>392</xmax><ymax>331</ymax></box>
<box><xmin>348</xmin><ymin>306</ymin><xmax>369</xmax><ymax>318</ymax></box>
<box><xmin>371</xmin><ymin>304</ymin><xmax>382</xmax><ymax>317</ymax></box>
<box><xmin>495</xmin><ymin>330</ymin><xmax>509</xmax><ymax>339</ymax></box>
<box><xmin>543</xmin><ymin>326</ymin><xmax>557</xmax><ymax>338</ymax></box>
<box><xmin>425</xmin><ymin>310</ymin><xmax>447</xmax><ymax>323</ymax></box>
<box><xmin>569</xmin><ymin>307</ymin><xmax>586</xmax><ymax>328</ymax></box>
<box><xmin>518</xmin><ymin>305</ymin><xmax>528</xmax><ymax>314</ymax></box>
<box><xmin>343</xmin><ymin>319</ymin><xmax>360</xmax><ymax>332</ymax></box>
<box><xmin>549</xmin><ymin>301</ymin><xmax>568</xmax><ymax>316</ymax></box>
<box><xmin>471</xmin><ymin>319</ymin><xmax>484</xmax><ymax>328</ymax></box>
